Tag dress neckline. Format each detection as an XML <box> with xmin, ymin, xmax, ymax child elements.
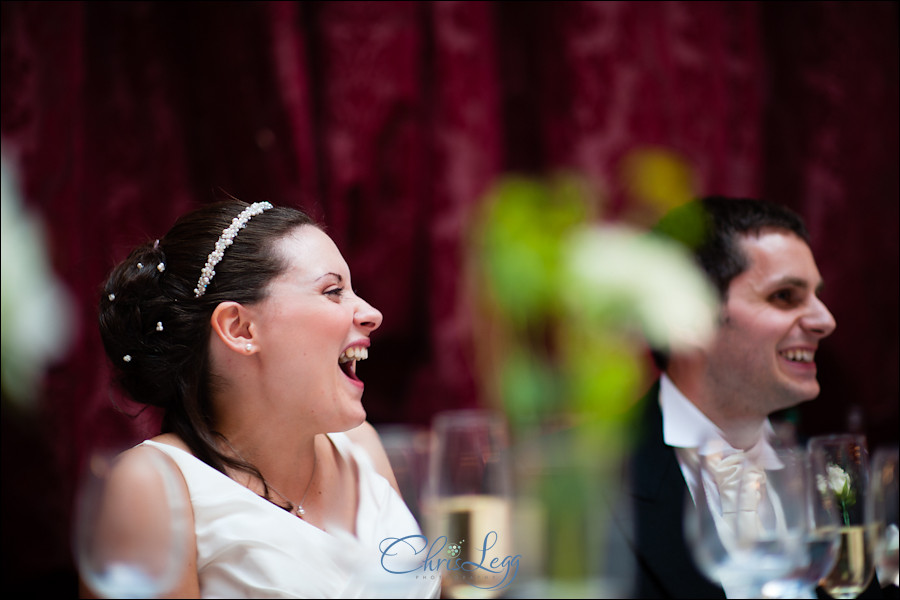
<box><xmin>141</xmin><ymin>432</ymin><xmax>365</xmax><ymax>537</ymax></box>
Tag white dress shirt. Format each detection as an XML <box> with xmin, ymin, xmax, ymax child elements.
<box><xmin>658</xmin><ymin>373</ymin><xmax>779</xmax><ymax>507</ymax></box>
<box><xmin>659</xmin><ymin>374</ymin><xmax>785</xmax><ymax>599</ymax></box>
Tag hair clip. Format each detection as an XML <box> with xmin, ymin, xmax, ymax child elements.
<box><xmin>156</xmin><ymin>322</ymin><xmax>164</xmax><ymax>332</ymax></box>
<box><xmin>157</xmin><ymin>262</ymin><xmax>166</xmax><ymax>273</ymax></box>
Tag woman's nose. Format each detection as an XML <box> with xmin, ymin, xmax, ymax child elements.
<box><xmin>355</xmin><ymin>298</ymin><xmax>383</xmax><ymax>332</ymax></box>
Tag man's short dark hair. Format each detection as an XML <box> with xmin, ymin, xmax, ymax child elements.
<box><xmin>654</xmin><ymin>195</ymin><xmax>810</xmax><ymax>299</ymax></box>
<box><xmin>650</xmin><ymin>196</ymin><xmax>810</xmax><ymax>370</ymax></box>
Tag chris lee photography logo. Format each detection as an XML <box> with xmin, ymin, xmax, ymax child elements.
<box><xmin>378</xmin><ymin>531</ymin><xmax>520</xmax><ymax>592</ymax></box>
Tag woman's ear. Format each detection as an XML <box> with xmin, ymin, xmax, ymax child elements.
<box><xmin>210</xmin><ymin>301</ymin><xmax>256</xmax><ymax>354</ymax></box>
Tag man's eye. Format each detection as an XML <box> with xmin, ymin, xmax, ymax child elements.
<box><xmin>770</xmin><ymin>289</ymin><xmax>796</xmax><ymax>304</ymax></box>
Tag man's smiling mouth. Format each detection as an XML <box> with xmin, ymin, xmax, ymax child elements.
<box><xmin>779</xmin><ymin>349</ymin><xmax>813</xmax><ymax>363</ymax></box>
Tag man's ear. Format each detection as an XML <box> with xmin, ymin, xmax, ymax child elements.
<box><xmin>210</xmin><ymin>301</ymin><xmax>256</xmax><ymax>354</ymax></box>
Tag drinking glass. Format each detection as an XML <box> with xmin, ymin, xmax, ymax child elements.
<box><xmin>73</xmin><ymin>447</ymin><xmax>190</xmax><ymax>598</ymax></box>
<box><xmin>684</xmin><ymin>447</ymin><xmax>756</xmax><ymax>596</ymax></box>
<box><xmin>868</xmin><ymin>445</ymin><xmax>899</xmax><ymax>588</ymax></box>
<box><xmin>422</xmin><ymin>410</ymin><xmax>514</xmax><ymax>599</ymax></box>
<box><xmin>808</xmin><ymin>434</ymin><xmax>875</xmax><ymax>599</ymax></box>
<box><xmin>757</xmin><ymin>447</ymin><xmax>841</xmax><ymax>599</ymax></box>
<box><xmin>685</xmin><ymin>441</ymin><xmax>835</xmax><ymax>599</ymax></box>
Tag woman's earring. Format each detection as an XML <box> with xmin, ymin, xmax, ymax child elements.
<box><xmin>245</xmin><ymin>343</ymin><xmax>253</xmax><ymax>353</ymax></box>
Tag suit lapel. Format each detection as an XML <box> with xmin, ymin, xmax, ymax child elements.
<box><xmin>626</xmin><ymin>382</ymin><xmax>726</xmax><ymax>599</ymax></box>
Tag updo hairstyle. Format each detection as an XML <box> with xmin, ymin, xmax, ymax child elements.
<box><xmin>98</xmin><ymin>199</ymin><xmax>315</xmax><ymax>475</ymax></box>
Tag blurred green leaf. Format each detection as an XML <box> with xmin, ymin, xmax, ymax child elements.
<box><xmin>500</xmin><ymin>348</ymin><xmax>560</xmax><ymax>430</ymax></box>
<box><xmin>475</xmin><ymin>175</ymin><xmax>595</xmax><ymax>327</ymax></box>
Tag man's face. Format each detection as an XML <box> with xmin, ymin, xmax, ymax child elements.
<box><xmin>706</xmin><ymin>229</ymin><xmax>836</xmax><ymax>421</ymax></box>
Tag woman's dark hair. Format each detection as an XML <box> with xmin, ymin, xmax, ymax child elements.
<box><xmin>98</xmin><ymin>198</ymin><xmax>316</xmax><ymax>490</ymax></box>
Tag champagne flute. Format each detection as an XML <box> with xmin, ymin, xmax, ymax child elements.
<box><xmin>808</xmin><ymin>434</ymin><xmax>875</xmax><ymax>599</ymax></box>
<box><xmin>423</xmin><ymin>410</ymin><xmax>514</xmax><ymax>599</ymax></box>
<box><xmin>868</xmin><ymin>445</ymin><xmax>899</xmax><ymax>588</ymax></box>
<box><xmin>73</xmin><ymin>447</ymin><xmax>190</xmax><ymax>598</ymax></box>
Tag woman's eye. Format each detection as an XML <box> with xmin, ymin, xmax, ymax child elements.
<box><xmin>325</xmin><ymin>287</ymin><xmax>344</xmax><ymax>299</ymax></box>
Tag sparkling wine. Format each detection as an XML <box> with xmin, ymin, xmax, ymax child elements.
<box><xmin>426</xmin><ymin>494</ymin><xmax>515</xmax><ymax>599</ymax></box>
<box><xmin>819</xmin><ymin>525</ymin><xmax>876</xmax><ymax>599</ymax></box>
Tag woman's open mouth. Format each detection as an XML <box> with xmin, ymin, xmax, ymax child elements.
<box><xmin>339</xmin><ymin>345</ymin><xmax>368</xmax><ymax>382</ymax></box>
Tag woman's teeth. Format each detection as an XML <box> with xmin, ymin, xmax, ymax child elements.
<box><xmin>339</xmin><ymin>346</ymin><xmax>368</xmax><ymax>364</ymax></box>
<box><xmin>780</xmin><ymin>349</ymin><xmax>813</xmax><ymax>363</ymax></box>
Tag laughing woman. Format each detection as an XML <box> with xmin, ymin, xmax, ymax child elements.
<box><xmin>89</xmin><ymin>198</ymin><xmax>437</xmax><ymax>598</ymax></box>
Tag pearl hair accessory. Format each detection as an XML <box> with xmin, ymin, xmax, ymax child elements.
<box><xmin>137</xmin><ymin>262</ymin><xmax>144</xmax><ymax>269</ymax></box>
<box><xmin>123</xmin><ymin>355</ymin><xmax>132</xmax><ymax>362</ymax></box>
<box><xmin>156</xmin><ymin>322</ymin><xmax>164</xmax><ymax>332</ymax></box>
<box><xmin>157</xmin><ymin>262</ymin><xmax>165</xmax><ymax>273</ymax></box>
<box><xmin>108</xmin><ymin>293</ymin><xmax>116</xmax><ymax>301</ymax></box>
<box><xmin>193</xmin><ymin>202</ymin><xmax>274</xmax><ymax>298</ymax></box>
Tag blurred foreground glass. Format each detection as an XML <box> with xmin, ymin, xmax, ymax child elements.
<box><xmin>685</xmin><ymin>443</ymin><xmax>839</xmax><ymax>599</ymax></box>
<box><xmin>422</xmin><ymin>410</ymin><xmax>514</xmax><ymax>599</ymax></box>
<box><xmin>868</xmin><ymin>445</ymin><xmax>899</xmax><ymax>588</ymax></box>
<box><xmin>808</xmin><ymin>434</ymin><xmax>875</xmax><ymax>598</ymax></box>
<box><xmin>379</xmin><ymin>424</ymin><xmax>431</xmax><ymax>525</ymax></box>
<box><xmin>757</xmin><ymin>448</ymin><xmax>841</xmax><ymax>599</ymax></box>
<box><xmin>73</xmin><ymin>448</ymin><xmax>190</xmax><ymax>598</ymax></box>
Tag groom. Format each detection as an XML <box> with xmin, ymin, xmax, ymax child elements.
<box><xmin>618</xmin><ymin>196</ymin><xmax>837</xmax><ymax>598</ymax></box>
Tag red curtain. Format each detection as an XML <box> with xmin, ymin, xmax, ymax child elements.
<box><xmin>2</xmin><ymin>1</ymin><xmax>897</xmax><ymax>592</ymax></box>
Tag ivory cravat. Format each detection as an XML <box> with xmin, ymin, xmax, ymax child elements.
<box><xmin>707</xmin><ymin>451</ymin><xmax>766</xmax><ymax>541</ymax></box>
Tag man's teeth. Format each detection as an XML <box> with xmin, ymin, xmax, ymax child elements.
<box><xmin>781</xmin><ymin>349</ymin><xmax>813</xmax><ymax>362</ymax></box>
<box><xmin>339</xmin><ymin>347</ymin><xmax>368</xmax><ymax>364</ymax></box>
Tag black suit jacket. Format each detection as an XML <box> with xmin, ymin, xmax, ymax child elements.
<box><xmin>612</xmin><ymin>381</ymin><xmax>725</xmax><ymax>599</ymax></box>
<box><xmin>611</xmin><ymin>381</ymin><xmax>886</xmax><ymax>599</ymax></box>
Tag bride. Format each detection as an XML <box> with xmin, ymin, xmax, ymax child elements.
<box><xmin>89</xmin><ymin>198</ymin><xmax>438</xmax><ymax>598</ymax></box>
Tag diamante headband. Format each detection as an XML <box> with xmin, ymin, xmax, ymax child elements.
<box><xmin>194</xmin><ymin>201</ymin><xmax>274</xmax><ymax>298</ymax></box>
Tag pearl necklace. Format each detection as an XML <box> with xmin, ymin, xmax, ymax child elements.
<box><xmin>223</xmin><ymin>438</ymin><xmax>318</xmax><ymax>518</ymax></box>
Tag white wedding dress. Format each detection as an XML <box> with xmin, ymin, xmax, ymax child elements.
<box><xmin>141</xmin><ymin>433</ymin><xmax>440</xmax><ymax>599</ymax></box>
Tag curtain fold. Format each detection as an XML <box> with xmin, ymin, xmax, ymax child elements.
<box><xmin>1</xmin><ymin>1</ymin><xmax>897</xmax><ymax>592</ymax></box>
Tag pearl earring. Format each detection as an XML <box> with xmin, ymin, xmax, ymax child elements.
<box><xmin>245</xmin><ymin>343</ymin><xmax>253</xmax><ymax>353</ymax></box>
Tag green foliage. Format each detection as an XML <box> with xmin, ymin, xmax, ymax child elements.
<box><xmin>475</xmin><ymin>176</ymin><xmax>594</xmax><ymax>328</ymax></box>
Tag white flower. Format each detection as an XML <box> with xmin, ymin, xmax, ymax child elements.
<box><xmin>818</xmin><ymin>463</ymin><xmax>852</xmax><ymax>496</ymax></box>
<box><xmin>560</xmin><ymin>224</ymin><xmax>719</xmax><ymax>352</ymax></box>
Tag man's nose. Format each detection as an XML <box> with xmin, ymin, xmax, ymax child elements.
<box><xmin>803</xmin><ymin>295</ymin><xmax>836</xmax><ymax>338</ymax></box>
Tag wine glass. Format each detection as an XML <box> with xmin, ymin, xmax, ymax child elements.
<box><xmin>685</xmin><ymin>440</ymin><xmax>831</xmax><ymax>598</ymax></box>
<box><xmin>422</xmin><ymin>410</ymin><xmax>514</xmax><ymax>599</ymax></box>
<box><xmin>808</xmin><ymin>434</ymin><xmax>875</xmax><ymax>599</ymax></box>
<box><xmin>868</xmin><ymin>445</ymin><xmax>899</xmax><ymax>589</ymax></box>
<box><xmin>684</xmin><ymin>445</ymin><xmax>756</xmax><ymax>597</ymax></box>
<box><xmin>757</xmin><ymin>447</ymin><xmax>841</xmax><ymax>599</ymax></box>
<box><xmin>73</xmin><ymin>447</ymin><xmax>190</xmax><ymax>598</ymax></box>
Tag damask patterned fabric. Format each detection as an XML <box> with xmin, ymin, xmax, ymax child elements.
<box><xmin>1</xmin><ymin>1</ymin><xmax>897</xmax><ymax>593</ymax></box>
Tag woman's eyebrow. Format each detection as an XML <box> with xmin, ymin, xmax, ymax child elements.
<box><xmin>315</xmin><ymin>272</ymin><xmax>343</xmax><ymax>283</ymax></box>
